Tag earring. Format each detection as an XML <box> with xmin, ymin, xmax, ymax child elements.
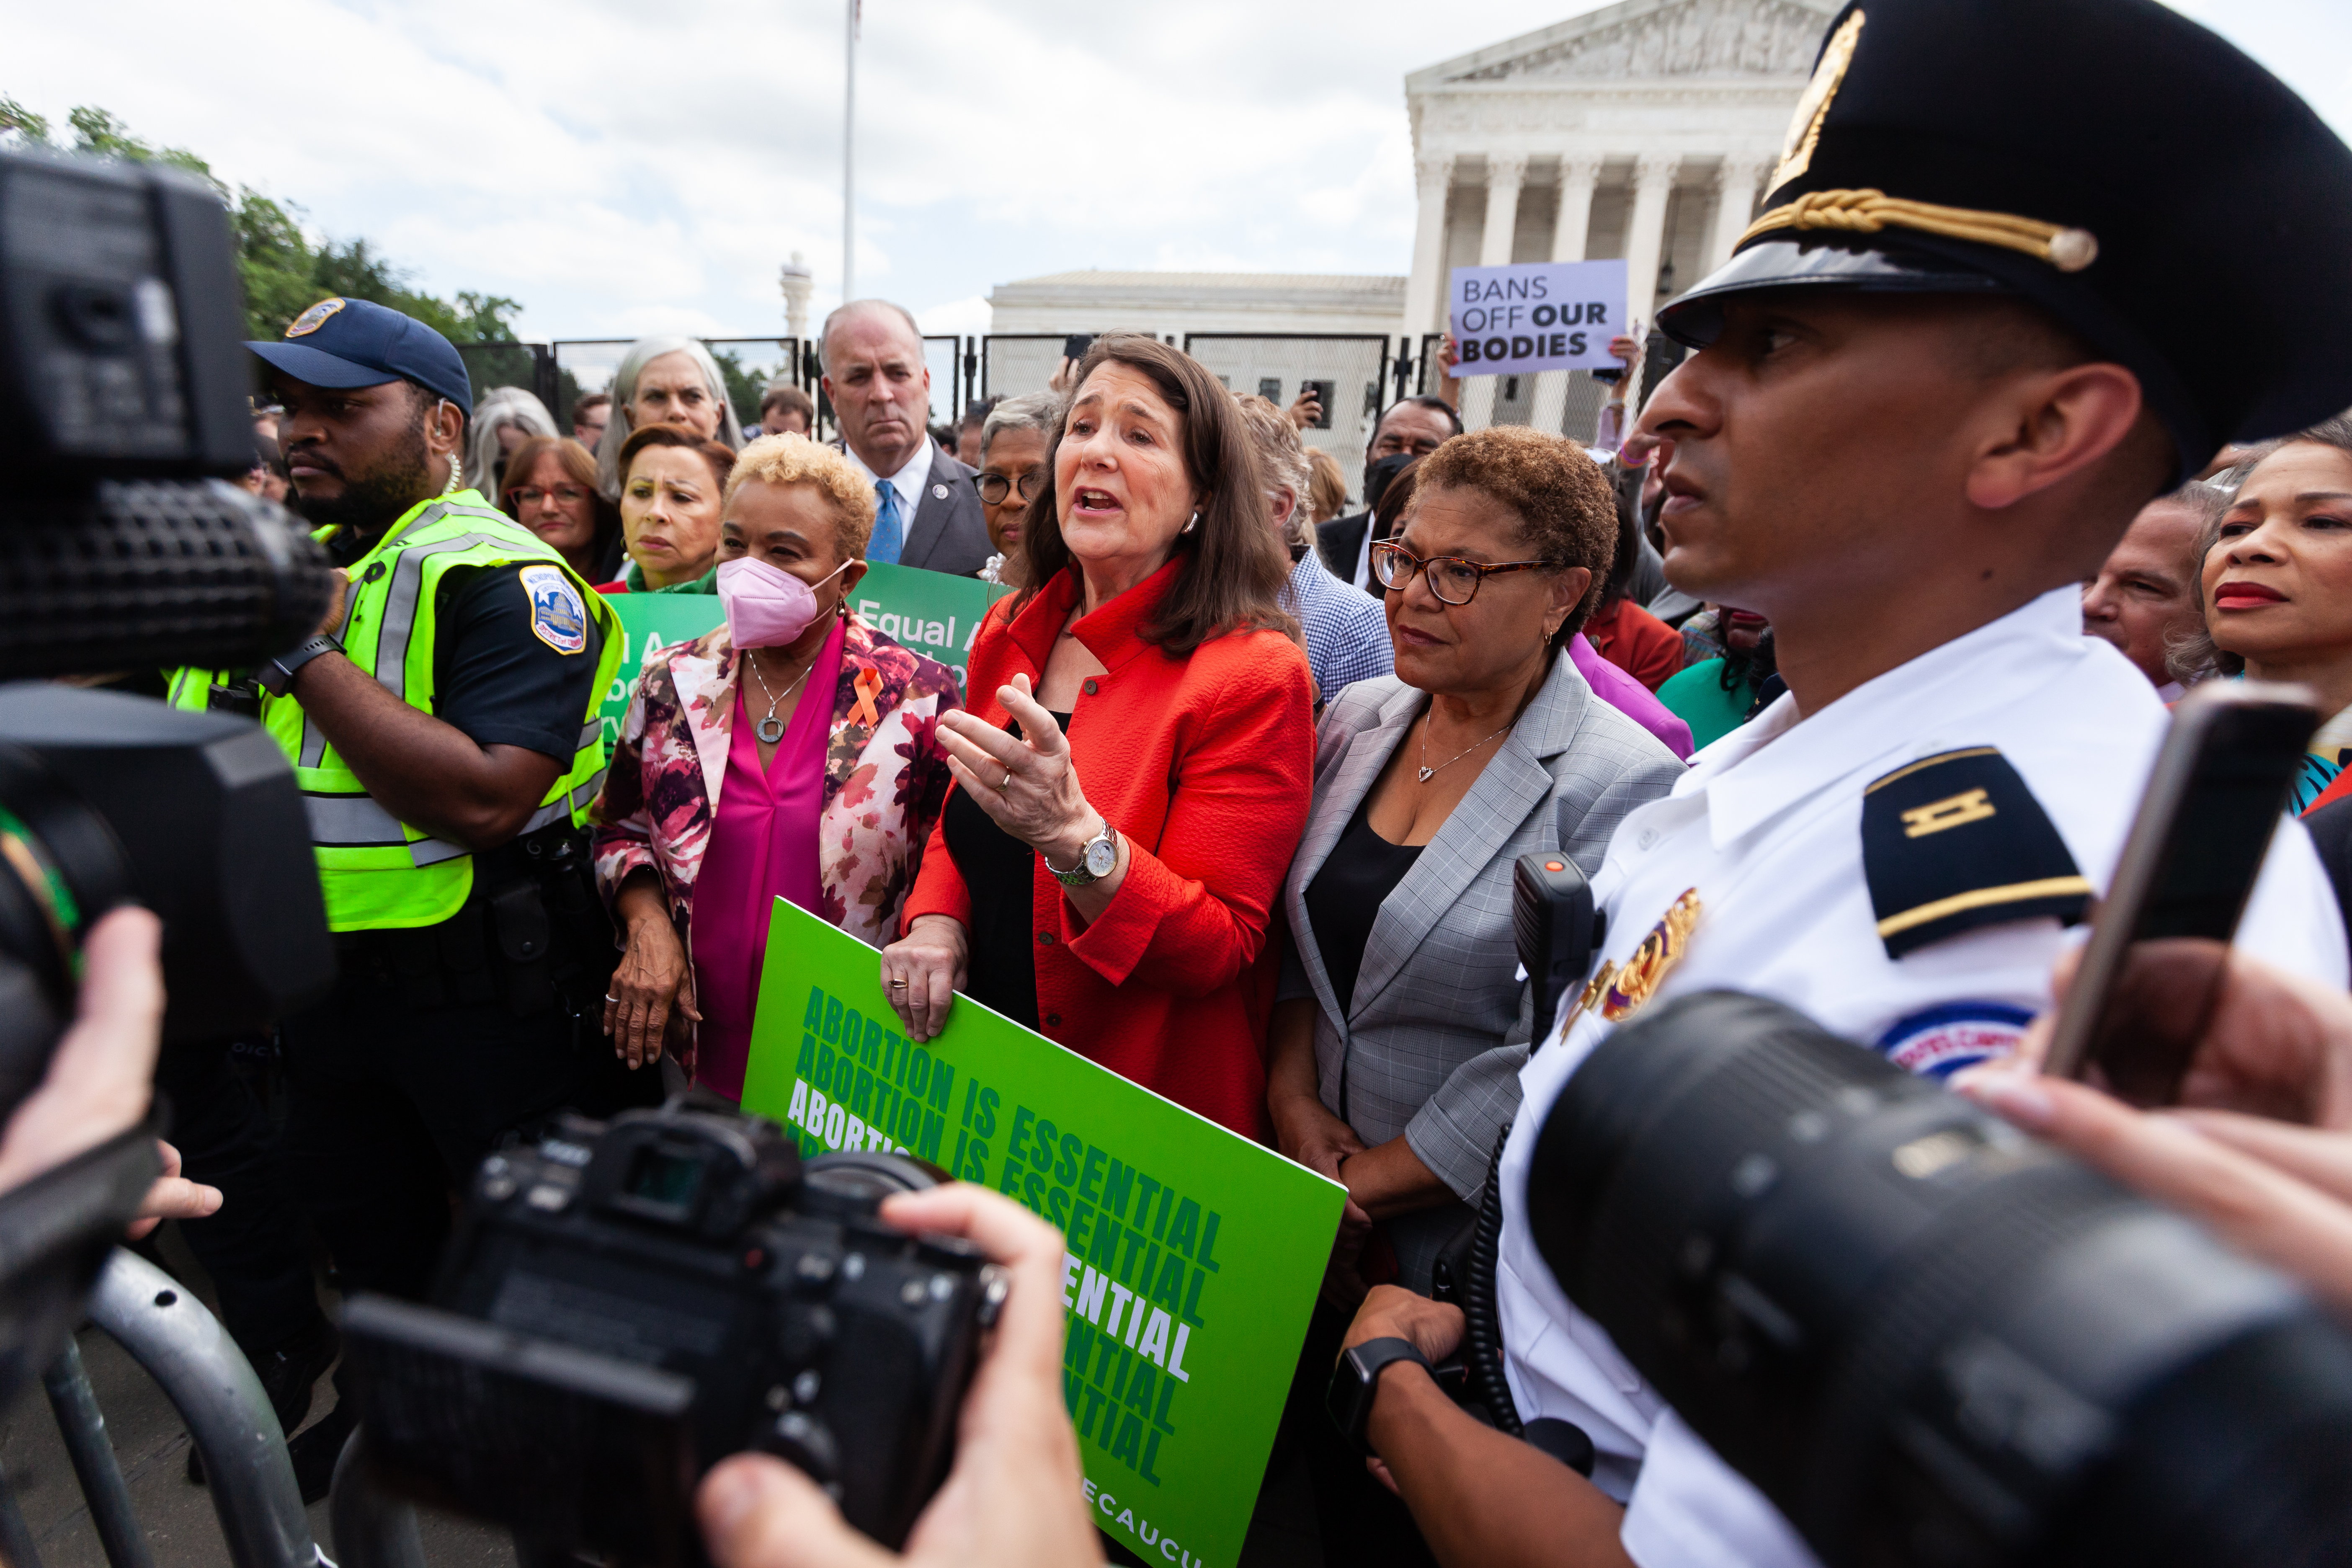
<box><xmin>1182</xmin><ymin>511</ymin><xmax>1201</xmax><ymax>535</ymax></box>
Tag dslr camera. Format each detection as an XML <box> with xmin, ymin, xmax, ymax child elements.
<box><xmin>342</xmin><ymin>1097</ymin><xmax>1003</xmax><ymax>1565</ymax></box>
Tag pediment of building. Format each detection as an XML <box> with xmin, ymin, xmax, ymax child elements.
<box><xmin>1413</xmin><ymin>0</ymin><xmax>1838</xmax><ymax>87</ymax></box>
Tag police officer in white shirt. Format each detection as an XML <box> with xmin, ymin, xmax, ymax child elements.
<box><xmin>1320</xmin><ymin>0</ymin><xmax>2352</xmax><ymax>1563</ymax></box>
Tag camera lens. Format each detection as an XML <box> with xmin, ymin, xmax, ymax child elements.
<box><xmin>1526</xmin><ymin>990</ymin><xmax>2352</xmax><ymax>1568</ymax></box>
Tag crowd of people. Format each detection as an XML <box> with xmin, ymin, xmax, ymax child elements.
<box><xmin>45</xmin><ymin>1</ymin><xmax>2352</xmax><ymax>1565</ymax></box>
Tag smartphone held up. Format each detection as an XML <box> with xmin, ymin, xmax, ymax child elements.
<box><xmin>2042</xmin><ymin>681</ymin><xmax>2320</xmax><ymax>1104</ymax></box>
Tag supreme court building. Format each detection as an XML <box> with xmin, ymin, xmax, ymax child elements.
<box><xmin>1404</xmin><ymin>0</ymin><xmax>1832</xmax><ymax>433</ymax></box>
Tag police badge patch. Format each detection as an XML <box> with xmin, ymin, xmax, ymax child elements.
<box><xmin>519</xmin><ymin>565</ymin><xmax>588</xmax><ymax>654</ymax></box>
<box><xmin>1875</xmin><ymin>1001</ymin><xmax>2034</xmax><ymax>1080</ymax></box>
<box><xmin>285</xmin><ymin>298</ymin><xmax>347</xmax><ymax>338</ymax></box>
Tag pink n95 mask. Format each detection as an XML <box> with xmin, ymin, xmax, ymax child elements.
<box><xmin>716</xmin><ymin>556</ymin><xmax>854</xmax><ymax>648</ymax></box>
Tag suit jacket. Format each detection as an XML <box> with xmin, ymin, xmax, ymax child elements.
<box><xmin>1315</xmin><ymin>510</ymin><xmax>1373</xmax><ymax>589</ymax></box>
<box><xmin>831</xmin><ymin>439</ymin><xmax>993</xmax><ymax>577</ymax></box>
<box><xmin>1281</xmin><ymin>652</ymin><xmax>1682</xmax><ymax>1288</ymax></box>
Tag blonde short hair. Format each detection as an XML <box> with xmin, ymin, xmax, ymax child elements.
<box><xmin>725</xmin><ymin>433</ymin><xmax>880</xmax><ymax>558</ymax></box>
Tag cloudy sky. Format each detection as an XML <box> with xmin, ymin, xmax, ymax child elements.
<box><xmin>8</xmin><ymin>0</ymin><xmax>2346</xmax><ymax>346</ymax></box>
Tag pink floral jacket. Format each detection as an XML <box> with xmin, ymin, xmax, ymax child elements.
<box><xmin>591</xmin><ymin>614</ymin><xmax>961</xmax><ymax>968</ymax></box>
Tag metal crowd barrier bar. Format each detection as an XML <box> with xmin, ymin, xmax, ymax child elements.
<box><xmin>40</xmin><ymin>1341</ymin><xmax>154</xmax><ymax>1568</ymax></box>
<box><xmin>82</xmin><ymin>1248</ymin><xmax>322</xmax><ymax>1568</ymax></box>
<box><xmin>328</xmin><ymin>1432</ymin><xmax>424</xmax><ymax>1568</ymax></box>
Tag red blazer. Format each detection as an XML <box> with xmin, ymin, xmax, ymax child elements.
<box><xmin>903</xmin><ymin>559</ymin><xmax>1315</xmax><ymax>1138</ymax></box>
<box><xmin>1583</xmin><ymin>597</ymin><xmax>1685</xmax><ymax>693</ymax></box>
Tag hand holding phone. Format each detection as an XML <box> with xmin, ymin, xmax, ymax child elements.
<box><xmin>2041</xmin><ymin>682</ymin><xmax>2319</xmax><ymax>1104</ymax></box>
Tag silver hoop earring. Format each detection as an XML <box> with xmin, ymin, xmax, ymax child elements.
<box><xmin>1182</xmin><ymin>511</ymin><xmax>1200</xmax><ymax>536</ymax></box>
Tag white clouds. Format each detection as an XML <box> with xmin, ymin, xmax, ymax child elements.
<box><xmin>8</xmin><ymin>0</ymin><xmax>2344</xmax><ymax>344</ymax></box>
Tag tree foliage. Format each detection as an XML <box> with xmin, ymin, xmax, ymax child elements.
<box><xmin>0</xmin><ymin>98</ymin><xmax>523</xmax><ymax>345</ymax></box>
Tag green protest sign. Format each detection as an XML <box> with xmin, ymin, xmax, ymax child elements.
<box><xmin>593</xmin><ymin>564</ymin><xmax>1011</xmax><ymax>751</ymax></box>
<box><xmin>739</xmin><ymin>899</ymin><xmax>1343</xmax><ymax>1568</ymax></box>
<box><xmin>849</xmin><ymin>560</ymin><xmax>1013</xmax><ymax>686</ymax></box>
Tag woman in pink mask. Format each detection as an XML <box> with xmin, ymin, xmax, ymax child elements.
<box><xmin>591</xmin><ymin>436</ymin><xmax>962</xmax><ymax>1099</ymax></box>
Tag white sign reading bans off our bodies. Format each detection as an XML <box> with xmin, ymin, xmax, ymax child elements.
<box><xmin>1449</xmin><ymin>260</ymin><xmax>1628</xmax><ymax>377</ymax></box>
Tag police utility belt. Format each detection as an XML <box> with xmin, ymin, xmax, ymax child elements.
<box><xmin>331</xmin><ymin>821</ymin><xmax>612</xmax><ymax>1018</ymax></box>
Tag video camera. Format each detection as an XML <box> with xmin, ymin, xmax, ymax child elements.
<box><xmin>0</xmin><ymin>146</ymin><xmax>338</xmax><ymax>1398</ymax></box>
<box><xmin>341</xmin><ymin>1099</ymin><xmax>1001</xmax><ymax>1564</ymax></box>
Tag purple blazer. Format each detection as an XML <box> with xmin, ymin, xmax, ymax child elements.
<box><xmin>1570</xmin><ymin>634</ymin><xmax>1694</xmax><ymax>761</ymax></box>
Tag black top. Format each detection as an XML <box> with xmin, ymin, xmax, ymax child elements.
<box><xmin>941</xmin><ymin>714</ymin><xmax>1071</xmax><ymax>1032</ymax></box>
<box><xmin>1303</xmin><ymin>792</ymin><xmax>1424</xmax><ymax>1018</ymax></box>
<box><xmin>430</xmin><ymin>565</ymin><xmax>605</xmax><ymax>761</ymax></box>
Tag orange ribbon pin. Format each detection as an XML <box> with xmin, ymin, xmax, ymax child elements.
<box><xmin>851</xmin><ymin>668</ymin><xmax>882</xmax><ymax>729</ymax></box>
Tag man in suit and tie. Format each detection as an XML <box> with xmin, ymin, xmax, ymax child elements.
<box><xmin>1316</xmin><ymin>395</ymin><xmax>1463</xmax><ymax>592</ymax></box>
<box><xmin>822</xmin><ymin>300</ymin><xmax>992</xmax><ymax>577</ymax></box>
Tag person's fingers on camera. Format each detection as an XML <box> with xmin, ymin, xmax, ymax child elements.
<box><xmin>1366</xmin><ymin>1456</ymin><xmax>1403</xmax><ymax>1497</ymax></box>
<box><xmin>880</xmin><ymin>1184</ymin><xmax>1067</xmax><ymax>1380</ymax></box>
<box><xmin>2171</xmin><ymin>1109</ymin><xmax>2352</xmax><ymax>1204</ymax></box>
<box><xmin>1955</xmin><ymin>1068</ymin><xmax>2352</xmax><ymax>1311</ymax></box>
<box><xmin>699</xmin><ymin>1452</ymin><xmax>890</xmax><ymax>1568</ymax></box>
<box><xmin>0</xmin><ymin>908</ymin><xmax>164</xmax><ymax>1196</ymax></box>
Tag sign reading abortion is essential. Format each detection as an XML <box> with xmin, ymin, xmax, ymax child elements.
<box><xmin>1449</xmin><ymin>258</ymin><xmax>1628</xmax><ymax>376</ymax></box>
<box><xmin>739</xmin><ymin>900</ymin><xmax>1345</xmax><ymax>1568</ymax></box>
<box><xmin>594</xmin><ymin>562</ymin><xmax>1011</xmax><ymax>752</ymax></box>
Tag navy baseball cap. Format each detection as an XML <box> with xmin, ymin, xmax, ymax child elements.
<box><xmin>246</xmin><ymin>297</ymin><xmax>473</xmax><ymax>413</ymax></box>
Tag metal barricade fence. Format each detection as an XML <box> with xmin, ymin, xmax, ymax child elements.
<box><xmin>979</xmin><ymin>333</ymin><xmax>1075</xmax><ymax>401</ymax></box>
<box><xmin>1183</xmin><ymin>333</ymin><xmax>1392</xmax><ymax>493</ymax></box>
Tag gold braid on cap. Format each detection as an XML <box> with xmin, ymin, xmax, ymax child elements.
<box><xmin>1738</xmin><ymin>188</ymin><xmax>2099</xmax><ymax>273</ymax></box>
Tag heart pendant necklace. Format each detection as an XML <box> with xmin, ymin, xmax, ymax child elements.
<box><xmin>1416</xmin><ymin>714</ymin><xmax>1515</xmax><ymax>783</ymax></box>
<box><xmin>745</xmin><ymin>649</ymin><xmax>815</xmax><ymax>744</ymax></box>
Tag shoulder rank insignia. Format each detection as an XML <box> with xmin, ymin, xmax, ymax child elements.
<box><xmin>1577</xmin><ymin>888</ymin><xmax>1702</xmax><ymax>1021</ymax></box>
<box><xmin>1862</xmin><ymin>746</ymin><xmax>2090</xmax><ymax>959</ymax></box>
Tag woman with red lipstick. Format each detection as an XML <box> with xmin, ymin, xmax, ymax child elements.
<box><xmin>2189</xmin><ymin>416</ymin><xmax>2352</xmax><ymax>810</ymax></box>
<box><xmin>881</xmin><ymin>334</ymin><xmax>1314</xmax><ymax>1137</ymax></box>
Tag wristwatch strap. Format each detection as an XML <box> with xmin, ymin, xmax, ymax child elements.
<box><xmin>1326</xmin><ymin>1336</ymin><xmax>1430</xmax><ymax>1458</ymax></box>
<box><xmin>1046</xmin><ymin>818</ymin><xmax>1115</xmax><ymax>888</ymax></box>
<box><xmin>258</xmin><ymin>634</ymin><xmax>343</xmax><ymax>696</ymax></box>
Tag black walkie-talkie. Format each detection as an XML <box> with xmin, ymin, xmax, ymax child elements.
<box><xmin>1513</xmin><ymin>828</ymin><xmax>1602</xmax><ymax>1037</ymax></box>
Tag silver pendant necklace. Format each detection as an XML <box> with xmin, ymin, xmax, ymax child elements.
<box><xmin>1416</xmin><ymin>713</ymin><xmax>1514</xmax><ymax>783</ymax></box>
<box><xmin>745</xmin><ymin>648</ymin><xmax>816</xmax><ymax>744</ymax></box>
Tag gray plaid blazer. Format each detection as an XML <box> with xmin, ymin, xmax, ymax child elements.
<box><xmin>1281</xmin><ymin>652</ymin><xmax>1682</xmax><ymax>1289</ymax></box>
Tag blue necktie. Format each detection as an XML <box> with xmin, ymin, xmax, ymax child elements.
<box><xmin>871</xmin><ymin>478</ymin><xmax>905</xmax><ymax>565</ymax></box>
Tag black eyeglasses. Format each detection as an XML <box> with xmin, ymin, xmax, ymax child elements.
<box><xmin>1370</xmin><ymin>541</ymin><xmax>1548</xmax><ymax>605</ymax></box>
<box><xmin>976</xmin><ymin>471</ymin><xmax>1044</xmax><ymax>505</ymax></box>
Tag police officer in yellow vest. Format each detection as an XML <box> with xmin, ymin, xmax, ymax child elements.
<box><xmin>193</xmin><ymin>298</ymin><xmax>623</xmax><ymax>1496</ymax></box>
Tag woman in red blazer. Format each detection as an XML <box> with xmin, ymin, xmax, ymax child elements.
<box><xmin>882</xmin><ymin>334</ymin><xmax>1314</xmax><ymax>1137</ymax></box>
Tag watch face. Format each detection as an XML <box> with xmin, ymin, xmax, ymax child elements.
<box><xmin>1083</xmin><ymin>835</ymin><xmax>1117</xmax><ymax>878</ymax></box>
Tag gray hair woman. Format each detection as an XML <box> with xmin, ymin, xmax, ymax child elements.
<box><xmin>468</xmin><ymin>386</ymin><xmax>557</xmax><ymax>498</ymax></box>
<box><xmin>975</xmin><ymin>391</ymin><xmax>1060</xmax><ymax>584</ymax></box>
<box><xmin>593</xmin><ymin>336</ymin><xmax>749</xmax><ymax>499</ymax></box>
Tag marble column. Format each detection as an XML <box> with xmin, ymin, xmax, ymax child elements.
<box><xmin>1461</xmin><ymin>153</ymin><xmax>1528</xmax><ymax>431</ymax></box>
<box><xmin>1403</xmin><ymin>153</ymin><xmax>1457</xmax><ymax>343</ymax></box>
<box><xmin>1705</xmin><ymin>155</ymin><xmax>1769</xmax><ymax>275</ymax></box>
<box><xmin>1620</xmin><ymin>153</ymin><xmax>1682</xmax><ymax>415</ymax></box>
<box><xmin>1531</xmin><ymin>154</ymin><xmax>1605</xmax><ymax>439</ymax></box>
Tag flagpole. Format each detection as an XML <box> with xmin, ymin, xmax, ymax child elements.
<box><xmin>843</xmin><ymin>0</ymin><xmax>858</xmax><ymax>301</ymax></box>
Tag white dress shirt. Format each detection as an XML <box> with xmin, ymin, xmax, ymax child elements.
<box><xmin>1493</xmin><ymin>586</ymin><xmax>2350</xmax><ymax>1568</ymax></box>
<box><xmin>841</xmin><ymin>434</ymin><xmax>935</xmax><ymax>525</ymax></box>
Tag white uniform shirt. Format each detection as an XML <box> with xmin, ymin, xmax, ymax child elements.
<box><xmin>1493</xmin><ymin>587</ymin><xmax>2350</xmax><ymax>1568</ymax></box>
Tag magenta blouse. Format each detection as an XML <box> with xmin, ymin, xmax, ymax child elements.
<box><xmin>687</xmin><ymin>617</ymin><xmax>847</xmax><ymax>1099</ymax></box>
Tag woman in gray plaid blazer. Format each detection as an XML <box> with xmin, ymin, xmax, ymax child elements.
<box><xmin>1269</xmin><ymin>428</ymin><xmax>1685</xmax><ymax>1299</ymax></box>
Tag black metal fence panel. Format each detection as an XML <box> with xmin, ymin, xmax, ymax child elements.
<box><xmin>979</xmin><ymin>334</ymin><xmax>1075</xmax><ymax>402</ymax></box>
<box><xmin>1183</xmin><ymin>333</ymin><xmax>1391</xmax><ymax>490</ymax></box>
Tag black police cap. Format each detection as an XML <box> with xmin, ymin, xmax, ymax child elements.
<box><xmin>1656</xmin><ymin>0</ymin><xmax>2352</xmax><ymax>482</ymax></box>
